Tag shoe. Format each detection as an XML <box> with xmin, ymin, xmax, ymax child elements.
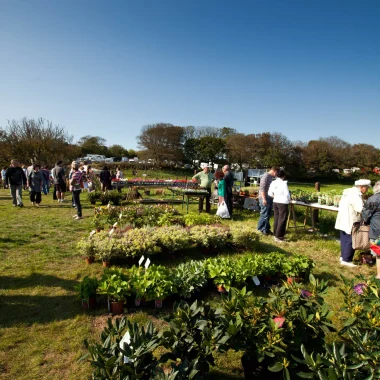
<box><xmin>266</xmin><ymin>231</ymin><xmax>274</xmax><ymax>235</ymax></box>
<box><xmin>340</xmin><ymin>261</ymin><xmax>357</xmax><ymax>267</ymax></box>
<box><xmin>18</xmin><ymin>203</ymin><xmax>23</xmax><ymax>208</ymax></box>
<box><xmin>72</xmin><ymin>204</ymin><xmax>76</xmax><ymax>208</ymax></box>
<box><xmin>32</xmin><ymin>202</ymin><xmax>35</xmax><ymax>206</ymax></box>
<box><xmin>339</xmin><ymin>257</ymin><xmax>342</xmax><ymax>262</ymax></box>
<box><xmin>73</xmin><ymin>214</ymin><xmax>78</xmax><ymax>218</ymax></box>
<box><xmin>74</xmin><ymin>216</ymin><xmax>83</xmax><ymax>220</ymax></box>
<box><xmin>274</xmin><ymin>237</ymin><xmax>284</xmax><ymax>243</ymax></box>
<box><xmin>35</xmin><ymin>204</ymin><xmax>40</xmax><ymax>207</ymax></box>
<box><xmin>260</xmin><ymin>230</ymin><xmax>268</xmax><ymax>236</ymax></box>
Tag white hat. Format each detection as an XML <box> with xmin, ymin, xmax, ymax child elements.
<box><xmin>355</xmin><ymin>179</ymin><xmax>371</xmax><ymax>186</ymax></box>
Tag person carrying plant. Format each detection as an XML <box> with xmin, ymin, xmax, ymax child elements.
<box><xmin>257</xmin><ymin>166</ymin><xmax>279</xmax><ymax>235</ymax></box>
<box><xmin>192</xmin><ymin>165</ymin><xmax>214</xmax><ymax>213</ymax></box>
<box><xmin>335</xmin><ymin>179</ymin><xmax>371</xmax><ymax>267</ymax></box>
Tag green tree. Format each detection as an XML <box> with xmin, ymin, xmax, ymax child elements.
<box><xmin>107</xmin><ymin>144</ymin><xmax>128</xmax><ymax>160</ymax></box>
<box><xmin>78</xmin><ymin>136</ymin><xmax>108</xmax><ymax>156</ymax></box>
<box><xmin>197</xmin><ymin>136</ymin><xmax>226</xmax><ymax>165</ymax></box>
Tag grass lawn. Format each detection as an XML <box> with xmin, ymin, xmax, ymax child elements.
<box><xmin>0</xmin><ymin>181</ymin><xmax>376</xmax><ymax>379</ymax></box>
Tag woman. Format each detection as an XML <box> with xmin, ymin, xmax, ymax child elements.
<box><xmin>335</xmin><ymin>179</ymin><xmax>371</xmax><ymax>267</ymax></box>
<box><xmin>268</xmin><ymin>169</ymin><xmax>290</xmax><ymax>243</ymax></box>
<box><xmin>116</xmin><ymin>167</ymin><xmax>123</xmax><ymax>180</ymax></box>
<box><xmin>214</xmin><ymin>171</ymin><xmax>225</xmax><ymax>205</ymax></box>
<box><xmin>70</xmin><ymin>162</ymin><xmax>84</xmax><ymax>220</ymax></box>
<box><xmin>99</xmin><ymin>165</ymin><xmax>111</xmax><ymax>192</ymax></box>
<box><xmin>28</xmin><ymin>164</ymin><xmax>44</xmax><ymax>206</ymax></box>
<box><xmin>362</xmin><ymin>181</ymin><xmax>380</xmax><ymax>278</ymax></box>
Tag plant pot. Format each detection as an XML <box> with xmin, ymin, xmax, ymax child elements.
<box><xmin>102</xmin><ymin>261</ymin><xmax>111</xmax><ymax>268</ymax></box>
<box><xmin>287</xmin><ymin>276</ymin><xmax>303</xmax><ymax>284</ymax></box>
<box><xmin>82</xmin><ymin>296</ymin><xmax>96</xmax><ymax>310</ymax></box>
<box><xmin>110</xmin><ymin>300</ymin><xmax>125</xmax><ymax>314</ymax></box>
<box><xmin>85</xmin><ymin>256</ymin><xmax>95</xmax><ymax>265</ymax></box>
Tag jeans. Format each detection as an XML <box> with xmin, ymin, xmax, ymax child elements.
<box><xmin>257</xmin><ymin>197</ymin><xmax>273</xmax><ymax>233</ymax></box>
<box><xmin>10</xmin><ymin>184</ymin><xmax>23</xmax><ymax>206</ymax></box>
<box><xmin>273</xmin><ymin>203</ymin><xmax>289</xmax><ymax>239</ymax></box>
<box><xmin>42</xmin><ymin>180</ymin><xmax>50</xmax><ymax>195</ymax></box>
<box><xmin>339</xmin><ymin>230</ymin><xmax>355</xmax><ymax>262</ymax></box>
<box><xmin>72</xmin><ymin>190</ymin><xmax>82</xmax><ymax>217</ymax></box>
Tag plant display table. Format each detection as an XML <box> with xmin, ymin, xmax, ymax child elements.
<box><xmin>168</xmin><ymin>187</ymin><xmax>210</xmax><ymax>213</ymax></box>
<box><xmin>287</xmin><ymin>201</ymin><xmax>339</xmax><ymax>232</ymax></box>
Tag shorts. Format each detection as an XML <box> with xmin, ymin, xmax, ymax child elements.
<box><xmin>56</xmin><ymin>183</ymin><xmax>66</xmax><ymax>192</ymax></box>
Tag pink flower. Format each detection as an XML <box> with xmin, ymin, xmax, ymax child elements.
<box><xmin>353</xmin><ymin>283</ymin><xmax>367</xmax><ymax>295</ymax></box>
<box><xmin>273</xmin><ymin>317</ymin><xmax>285</xmax><ymax>328</ymax></box>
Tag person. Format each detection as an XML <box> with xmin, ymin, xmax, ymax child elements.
<box><xmin>28</xmin><ymin>164</ymin><xmax>44</xmax><ymax>206</ymax></box>
<box><xmin>42</xmin><ymin>166</ymin><xmax>50</xmax><ymax>195</ymax></box>
<box><xmin>335</xmin><ymin>179</ymin><xmax>371</xmax><ymax>267</ymax></box>
<box><xmin>268</xmin><ymin>169</ymin><xmax>290</xmax><ymax>242</ymax></box>
<box><xmin>257</xmin><ymin>167</ymin><xmax>279</xmax><ymax>235</ymax></box>
<box><xmin>5</xmin><ymin>159</ymin><xmax>27</xmax><ymax>207</ymax></box>
<box><xmin>222</xmin><ymin>165</ymin><xmax>234</xmax><ymax>217</ymax></box>
<box><xmin>362</xmin><ymin>181</ymin><xmax>380</xmax><ymax>278</ymax></box>
<box><xmin>1</xmin><ymin>166</ymin><xmax>7</xmax><ymax>189</ymax></box>
<box><xmin>52</xmin><ymin>160</ymin><xmax>66</xmax><ymax>202</ymax></box>
<box><xmin>22</xmin><ymin>165</ymin><xmax>28</xmax><ymax>190</ymax></box>
<box><xmin>80</xmin><ymin>166</ymin><xmax>89</xmax><ymax>192</ymax></box>
<box><xmin>69</xmin><ymin>162</ymin><xmax>84</xmax><ymax>220</ymax></box>
<box><xmin>116</xmin><ymin>167</ymin><xmax>123</xmax><ymax>179</ymax></box>
<box><xmin>192</xmin><ymin>165</ymin><xmax>214</xmax><ymax>213</ymax></box>
<box><xmin>214</xmin><ymin>171</ymin><xmax>225</xmax><ymax>205</ymax></box>
<box><xmin>99</xmin><ymin>165</ymin><xmax>112</xmax><ymax>192</ymax></box>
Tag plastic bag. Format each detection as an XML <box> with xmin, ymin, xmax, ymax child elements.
<box><xmin>216</xmin><ymin>201</ymin><xmax>230</xmax><ymax>219</ymax></box>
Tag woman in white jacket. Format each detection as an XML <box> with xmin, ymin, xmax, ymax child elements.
<box><xmin>268</xmin><ymin>169</ymin><xmax>290</xmax><ymax>243</ymax></box>
<box><xmin>335</xmin><ymin>179</ymin><xmax>371</xmax><ymax>267</ymax></box>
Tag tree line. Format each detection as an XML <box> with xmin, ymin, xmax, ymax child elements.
<box><xmin>1</xmin><ymin>118</ymin><xmax>379</xmax><ymax>176</ymax></box>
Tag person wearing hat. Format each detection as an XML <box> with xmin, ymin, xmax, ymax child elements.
<box><xmin>335</xmin><ymin>179</ymin><xmax>371</xmax><ymax>267</ymax></box>
<box><xmin>192</xmin><ymin>165</ymin><xmax>214</xmax><ymax>213</ymax></box>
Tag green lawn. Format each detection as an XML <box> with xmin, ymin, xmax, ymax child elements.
<box><xmin>0</xmin><ymin>182</ymin><xmax>375</xmax><ymax>379</ymax></box>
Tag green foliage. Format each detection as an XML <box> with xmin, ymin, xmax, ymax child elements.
<box><xmin>205</xmin><ymin>257</ymin><xmax>235</xmax><ymax>290</ymax></box>
<box><xmin>189</xmin><ymin>225</ymin><xmax>229</xmax><ymax>248</ymax></box>
<box><xmin>93</xmin><ymin>231</ymin><xmax>122</xmax><ymax>262</ymax></box>
<box><xmin>75</xmin><ymin>276</ymin><xmax>98</xmax><ymax>302</ymax></box>
<box><xmin>76</xmin><ymin>235</ymin><xmax>96</xmax><ymax>258</ymax></box>
<box><xmin>121</xmin><ymin>227</ymin><xmax>161</xmax><ymax>257</ymax></box>
<box><xmin>153</xmin><ymin>226</ymin><xmax>192</xmax><ymax>253</ymax></box>
<box><xmin>82</xmin><ymin>317</ymin><xmax>160</xmax><ymax>379</ymax></box>
<box><xmin>282</xmin><ymin>254</ymin><xmax>315</xmax><ymax>278</ymax></box>
<box><xmin>173</xmin><ymin>261</ymin><xmax>208</xmax><ymax>298</ymax></box>
<box><xmin>183</xmin><ymin>212</ymin><xmax>218</xmax><ymax>226</ymax></box>
<box><xmin>228</xmin><ymin>223</ymin><xmax>260</xmax><ymax>250</ymax></box>
<box><xmin>97</xmin><ymin>268</ymin><xmax>132</xmax><ymax>301</ymax></box>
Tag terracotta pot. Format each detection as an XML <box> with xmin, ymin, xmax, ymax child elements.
<box><xmin>85</xmin><ymin>256</ymin><xmax>95</xmax><ymax>265</ymax></box>
<box><xmin>82</xmin><ymin>296</ymin><xmax>96</xmax><ymax>310</ymax></box>
<box><xmin>110</xmin><ymin>300</ymin><xmax>124</xmax><ymax>314</ymax></box>
<box><xmin>102</xmin><ymin>261</ymin><xmax>111</xmax><ymax>268</ymax></box>
<box><xmin>217</xmin><ymin>285</ymin><xmax>227</xmax><ymax>293</ymax></box>
<box><xmin>287</xmin><ymin>277</ymin><xmax>302</xmax><ymax>284</ymax></box>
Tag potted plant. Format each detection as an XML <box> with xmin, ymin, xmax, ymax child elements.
<box><xmin>93</xmin><ymin>232</ymin><xmax>120</xmax><ymax>267</ymax></box>
<box><xmin>97</xmin><ymin>268</ymin><xmax>132</xmax><ymax>314</ymax></box>
<box><xmin>108</xmin><ymin>190</ymin><xmax>124</xmax><ymax>205</ymax></box>
<box><xmin>77</xmin><ymin>236</ymin><xmax>96</xmax><ymax>264</ymax></box>
<box><xmin>76</xmin><ymin>276</ymin><xmax>98</xmax><ymax>310</ymax></box>
<box><xmin>87</xmin><ymin>191</ymin><xmax>101</xmax><ymax>205</ymax></box>
<box><xmin>283</xmin><ymin>255</ymin><xmax>315</xmax><ymax>283</ymax></box>
<box><xmin>205</xmin><ymin>257</ymin><xmax>234</xmax><ymax>292</ymax></box>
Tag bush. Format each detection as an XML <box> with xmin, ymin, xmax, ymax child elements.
<box><xmin>228</xmin><ymin>223</ymin><xmax>260</xmax><ymax>250</ymax></box>
<box><xmin>189</xmin><ymin>225</ymin><xmax>229</xmax><ymax>248</ymax></box>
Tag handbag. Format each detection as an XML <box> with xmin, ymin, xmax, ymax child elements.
<box><xmin>351</xmin><ymin>222</ymin><xmax>370</xmax><ymax>250</ymax></box>
<box><xmin>216</xmin><ymin>201</ymin><xmax>230</xmax><ymax>219</ymax></box>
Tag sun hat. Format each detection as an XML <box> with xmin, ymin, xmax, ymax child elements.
<box><xmin>355</xmin><ymin>179</ymin><xmax>371</xmax><ymax>186</ymax></box>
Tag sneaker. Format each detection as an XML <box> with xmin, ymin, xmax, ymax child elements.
<box><xmin>274</xmin><ymin>237</ymin><xmax>284</xmax><ymax>243</ymax></box>
<box><xmin>73</xmin><ymin>214</ymin><xmax>78</xmax><ymax>218</ymax></box>
<box><xmin>339</xmin><ymin>257</ymin><xmax>342</xmax><ymax>262</ymax></box>
<box><xmin>35</xmin><ymin>204</ymin><xmax>40</xmax><ymax>207</ymax></box>
<box><xmin>260</xmin><ymin>230</ymin><xmax>269</xmax><ymax>236</ymax></box>
<box><xmin>32</xmin><ymin>202</ymin><xmax>35</xmax><ymax>206</ymax></box>
<box><xmin>74</xmin><ymin>216</ymin><xmax>83</xmax><ymax>220</ymax></box>
<box><xmin>340</xmin><ymin>261</ymin><xmax>357</xmax><ymax>267</ymax></box>
<box><xmin>18</xmin><ymin>203</ymin><xmax>23</xmax><ymax>208</ymax></box>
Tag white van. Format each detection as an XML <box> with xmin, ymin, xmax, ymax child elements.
<box><xmin>105</xmin><ymin>158</ymin><xmax>114</xmax><ymax>163</ymax></box>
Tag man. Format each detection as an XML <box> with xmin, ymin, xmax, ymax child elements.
<box><xmin>5</xmin><ymin>159</ymin><xmax>27</xmax><ymax>207</ymax></box>
<box><xmin>222</xmin><ymin>165</ymin><xmax>234</xmax><ymax>218</ymax></box>
<box><xmin>257</xmin><ymin>166</ymin><xmax>279</xmax><ymax>235</ymax></box>
<box><xmin>192</xmin><ymin>165</ymin><xmax>214</xmax><ymax>213</ymax></box>
<box><xmin>52</xmin><ymin>160</ymin><xmax>66</xmax><ymax>202</ymax></box>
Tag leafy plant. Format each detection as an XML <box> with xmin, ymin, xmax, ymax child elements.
<box><xmin>282</xmin><ymin>254</ymin><xmax>315</xmax><ymax>278</ymax></box>
<box><xmin>183</xmin><ymin>213</ymin><xmax>217</xmax><ymax>226</ymax></box>
<box><xmin>153</xmin><ymin>226</ymin><xmax>192</xmax><ymax>253</ymax></box>
<box><xmin>189</xmin><ymin>225</ymin><xmax>229</xmax><ymax>249</ymax></box>
<box><xmin>173</xmin><ymin>261</ymin><xmax>208</xmax><ymax>298</ymax></box>
<box><xmin>76</xmin><ymin>236</ymin><xmax>96</xmax><ymax>259</ymax></box>
<box><xmin>75</xmin><ymin>276</ymin><xmax>98</xmax><ymax>302</ymax></box>
<box><xmin>205</xmin><ymin>257</ymin><xmax>235</xmax><ymax>290</ymax></box>
<box><xmin>228</xmin><ymin>223</ymin><xmax>260</xmax><ymax>250</ymax></box>
<box><xmin>97</xmin><ymin>268</ymin><xmax>132</xmax><ymax>301</ymax></box>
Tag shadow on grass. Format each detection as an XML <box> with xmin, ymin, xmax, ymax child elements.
<box><xmin>257</xmin><ymin>242</ymin><xmax>292</xmax><ymax>255</ymax></box>
<box><xmin>0</xmin><ymin>294</ymin><xmax>81</xmax><ymax>327</ymax></box>
<box><xmin>0</xmin><ymin>273</ymin><xmax>78</xmax><ymax>291</ymax></box>
<box><xmin>0</xmin><ymin>236</ymin><xmax>30</xmax><ymax>245</ymax></box>
<box><xmin>316</xmin><ymin>271</ymin><xmax>340</xmax><ymax>286</ymax></box>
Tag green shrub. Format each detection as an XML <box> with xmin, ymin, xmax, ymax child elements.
<box><xmin>228</xmin><ymin>223</ymin><xmax>260</xmax><ymax>250</ymax></box>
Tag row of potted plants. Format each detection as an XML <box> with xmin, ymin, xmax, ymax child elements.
<box><xmin>91</xmin><ymin>204</ymin><xmax>218</xmax><ymax>230</ymax></box>
<box><xmin>87</xmin><ymin>190</ymin><xmax>124</xmax><ymax>205</ymax></box>
<box><xmin>82</xmin><ymin>274</ymin><xmax>380</xmax><ymax>379</ymax></box>
<box><xmin>77</xmin><ymin>252</ymin><xmax>315</xmax><ymax>312</ymax></box>
<box><xmin>78</xmin><ymin>223</ymin><xmax>260</xmax><ymax>264</ymax></box>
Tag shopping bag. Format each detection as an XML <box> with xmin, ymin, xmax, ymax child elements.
<box><xmin>351</xmin><ymin>223</ymin><xmax>370</xmax><ymax>250</ymax></box>
<box><xmin>216</xmin><ymin>201</ymin><xmax>230</xmax><ymax>219</ymax></box>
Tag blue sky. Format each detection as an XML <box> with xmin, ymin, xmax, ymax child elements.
<box><xmin>0</xmin><ymin>0</ymin><xmax>379</xmax><ymax>150</ymax></box>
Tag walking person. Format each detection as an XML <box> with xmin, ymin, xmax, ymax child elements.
<box><xmin>42</xmin><ymin>166</ymin><xmax>50</xmax><ymax>195</ymax></box>
<box><xmin>268</xmin><ymin>169</ymin><xmax>290</xmax><ymax>243</ymax></box>
<box><xmin>5</xmin><ymin>159</ymin><xmax>27</xmax><ymax>207</ymax></box>
<box><xmin>222</xmin><ymin>165</ymin><xmax>234</xmax><ymax>218</ymax></box>
<box><xmin>192</xmin><ymin>165</ymin><xmax>214</xmax><ymax>213</ymax></box>
<box><xmin>52</xmin><ymin>160</ymin><xmax>66</xmax><ymax>202</ymax></box>
<box><xmin>70</xmin><ymin>162</ymin><xmax>84</xmax><ymax>220</ymax></box>
<box><xmin>361</xmin><ymin>181</ymin><xmax>380</xmax><ymax>278</ymax></box>
<box><xmin>257</xmin><ymin>167</ymin><xmax>279</xmax><ymax>235</ymax></box>
<box><xmin>335</xmin><ymin>179</ymin><xmax>371</xmax><ymax>267</ymax></box>
<box><xmin>28</xmin><ymin>164</ymin><xmax>44</xmax><ymax>206</ymax></box>
<box><xmin>1</xmin><ymin>167</ymin><xmax>7</xmax><ymax>189</ymax></box>
<box><xmin>99</xmin><ymin>165</ymin><xmax>112</xmax><ymax>192</ymax></box>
